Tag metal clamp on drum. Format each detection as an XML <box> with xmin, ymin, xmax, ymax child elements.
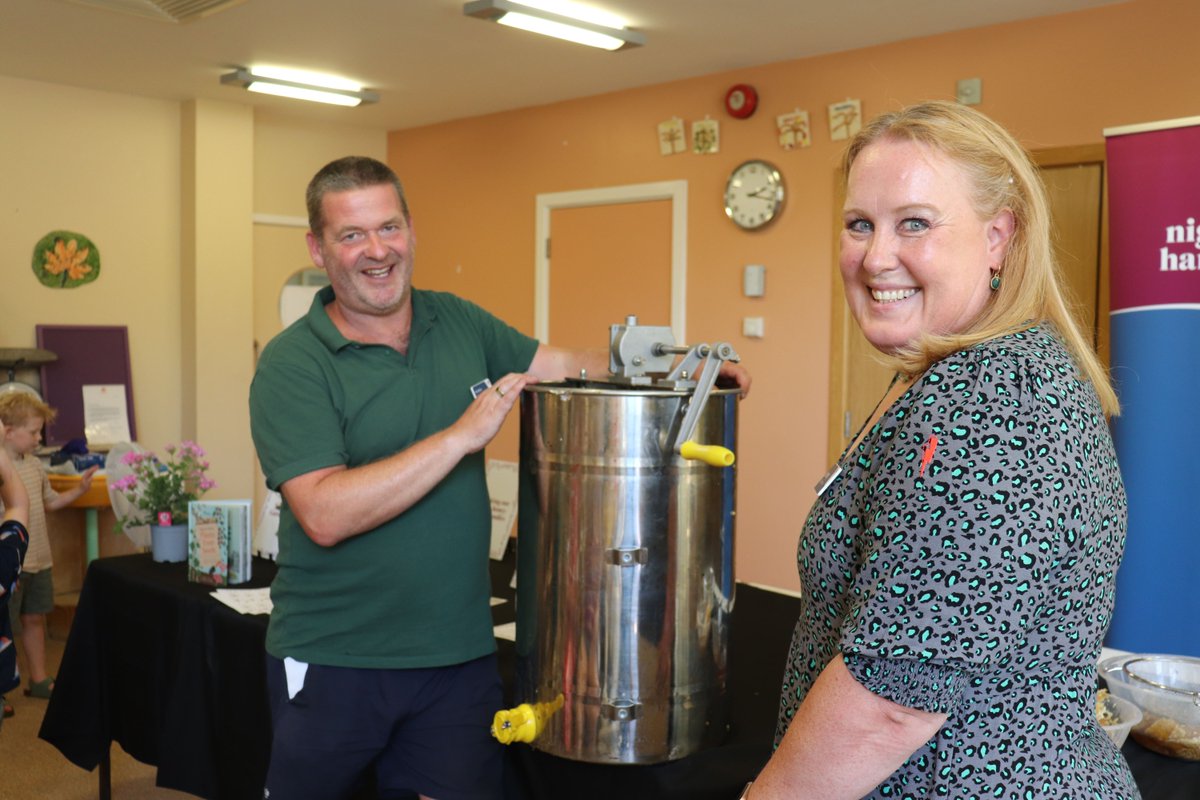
<box><xmin>608</xmin><ymin>316</ymin><xmax>740</xmax><ymax>467</ymax></box>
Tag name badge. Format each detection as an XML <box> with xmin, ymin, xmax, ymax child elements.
<box><xmin>814</xmin><ymin>464</ymin><xmax>843</xmax><ymax>497</ymax></box>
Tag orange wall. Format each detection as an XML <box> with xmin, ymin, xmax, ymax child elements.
<box><xmin>389</xmin><ymin>0</ymin><xmax>1200</xmax><ymax>590</ymax></box>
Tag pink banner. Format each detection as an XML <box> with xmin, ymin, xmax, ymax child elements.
<box><xmin>1106</xmin><ymin>122</ymin><xmax>1200</xmax><ymax>311</ymax></box>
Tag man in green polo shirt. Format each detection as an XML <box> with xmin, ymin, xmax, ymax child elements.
<box><xmin>251</xmin><ymin>156</ymin><xmax>750</xmax><ymax>800</ymax></box>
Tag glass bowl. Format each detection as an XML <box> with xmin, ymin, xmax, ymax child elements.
<box><xmin>1097</xmin><ymin>690</ymin><xmax>1141</xmax><ymax>748</ymax></box>
<box><xmin>1099</xmin><ymin>653</ymin><xmax>1200</xmax><ymax>760</ymax></box>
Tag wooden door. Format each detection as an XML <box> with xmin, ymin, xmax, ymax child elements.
<box><xmin>548</xmin><ymin>199</ymin><xmax>673</xmax><ymax>352</ymax></box>
<box><xmin>826</xmin><ymin>145</ymin><xmax>1108</xmax><ymax>466</ymax></box>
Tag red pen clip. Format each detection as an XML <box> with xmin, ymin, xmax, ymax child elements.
<box><xmin>919</xmin><ymin>435</ymin><xmax>938</xmax><ymax>477</ymax></box>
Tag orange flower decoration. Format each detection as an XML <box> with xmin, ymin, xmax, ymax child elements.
<box><xmin>43</xmin><ymin>238</ymin><xmax>93</xmax><ymax>281</ymax></box>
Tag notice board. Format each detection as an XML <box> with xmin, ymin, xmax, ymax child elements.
<box><xmin>36</xmin><ymin>325</ymin><xmax>137</xmax><ymax>446</ymax></box>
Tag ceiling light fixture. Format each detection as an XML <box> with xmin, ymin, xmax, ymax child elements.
<box><xmin>220</xmin><ymin>66</ymin><xmax>379</xmax><ymax>107</ymax></box>
<box><xmin>463</xmin><ymin>0</ymin><xmax>644</xmax><ymax>51</ymax></box>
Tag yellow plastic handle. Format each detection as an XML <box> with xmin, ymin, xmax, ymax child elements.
<box><xmin>491</xmin><ymin>694</ymin><xmax>564</xmax><ymax>745</ymax></box>
<box><xmin>679</xmin><ymin>440</ymin><xmax>735</xmax><ymax>467</ymax></box>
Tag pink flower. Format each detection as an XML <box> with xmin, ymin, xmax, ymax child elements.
<box><xmin>111</xmin><ymin>440</ymin><xmax>216</xmax><ymax>532</ymax></box>
<box><xmin>111</xmin><ymin>474</ymin><xmax>138</xmax><ymax>492</ymax></box>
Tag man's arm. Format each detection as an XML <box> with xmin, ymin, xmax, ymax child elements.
<box><xmin>747</xmin><ymin>656</ymin><xmax>946</xmax><ymax>799</ymax></box>
<box><xmin>280</xmin><ymin>370</ymin><xmax>537</xmax><ymax>547</ymax></box>
<box><xmin>0</xmin><ymin>425</ymin><xmax>30</xmax><ymax>529</ymax></box>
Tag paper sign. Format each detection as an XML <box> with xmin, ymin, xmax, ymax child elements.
<box><xmin>82</xmin><ymin>384</ymin><xmax>131</xmax><ymax>445</ymax></box>
<box><xmin>486</xmin><ymin>459</ymin><xmax>519</xmax><ymax>560</ymax></box>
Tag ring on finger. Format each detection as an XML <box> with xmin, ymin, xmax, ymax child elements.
<box><xmin>495</xmin><ymin>386</ymin><xmax>506</xmax><ymax>398</ymax></box>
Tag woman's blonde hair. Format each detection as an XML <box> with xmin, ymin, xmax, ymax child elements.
<box><xmin>842</xmin><ymin>100</ymin><xmax>1119</xmax><ymax>416</ymax></box>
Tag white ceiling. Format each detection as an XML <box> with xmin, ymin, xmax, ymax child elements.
<box><xmin>3</xmin><ymin>0</ymin><xmax>1123</xmax><ymax>131</ymax></box>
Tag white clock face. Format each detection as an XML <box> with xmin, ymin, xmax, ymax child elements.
<box><xmin>724</xmin><ymin>160</ymin><xmax>784</xmax><ymax>230</ymax></box>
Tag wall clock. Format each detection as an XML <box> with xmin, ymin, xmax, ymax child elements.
<box><xmin>724</xmin><ymin>84</ymin><xmax>758</xmax><ymax>119</ymax></box>
<box><xmin>723</xmin><ymin>159</ymin><xmax>784</xmax><ymax>231</ymax></box>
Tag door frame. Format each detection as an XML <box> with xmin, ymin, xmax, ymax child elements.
<box><xmin>534</xmin><ymin>181</ymin><xmax>688</xmax><ymax>344</ymax></box>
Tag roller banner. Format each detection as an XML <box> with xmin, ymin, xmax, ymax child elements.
<box><xmin>1104</xmin><ymin>116</ymin><xmax>1200</xmax><ymax>656</ymax></box>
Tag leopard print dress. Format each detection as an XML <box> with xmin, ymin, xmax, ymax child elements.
<box><xmin>776</xmin><ymin>325</ymin><xmax>1141</xmax><ymax>799</ymax></box>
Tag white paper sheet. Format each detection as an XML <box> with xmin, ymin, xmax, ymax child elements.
<box><xmin>486</xmin><ymin>459</ymin><xmax>519</xmax><ymax>560</ymax></box>
<box><xmin>211</xmin><ymin>587</ymin><xmax>273</xmax><ymax>615</ymax></box>
<box><xmin>82</xmin><ymin>384</ymin><xmax>131</xmax><ymax>445</ymax></box>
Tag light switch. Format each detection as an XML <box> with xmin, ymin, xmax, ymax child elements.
<box><xmin>743</xmin><ymin>264</ymin><xmax>765</xmax><ymax>297</ymax></box>
<box><xmin>743</xmin><ymin>316</ymin><xmax>765</xmax><ymax>338</ymax></box>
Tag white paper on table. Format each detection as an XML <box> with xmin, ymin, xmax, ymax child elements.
<box><xmin>211</xmin><ymin>587</ymin><xmax>274</xmax><ymax>615</ymax></box>
<box><xmin>82</xmin><ymin>385</ymin><xmax>131</xmax><ymax>445</ymax></box>
<box><xmin>486</xmin><ymin>459</ymin><xmax>519</xmax><ymax>560</ymax></box>
<box><xmin>493</xmin><ymin>621</ymin><xmax>516</xmax><ymax>641</ymax></box>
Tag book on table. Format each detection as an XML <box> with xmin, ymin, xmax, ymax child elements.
<box><xmin>187</xmin><ymin>500</ymin><xmax>252</xmax><ymax>586</ymax></box>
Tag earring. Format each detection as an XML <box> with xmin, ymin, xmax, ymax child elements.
<box><xmin>989</xmin><ymin>272</ymin><xmax>1002</xmax><ymax>291</ymax></box>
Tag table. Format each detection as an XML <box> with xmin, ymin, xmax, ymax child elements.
<box><xmin>48</xmin><ymin>472</ymin><xmax>110</xmax><ymax>563</ymax></box>
<box><xmin>40</xmin><ymin>554</ymin><xmax>1199</xmax><ymax>800</ymax></box>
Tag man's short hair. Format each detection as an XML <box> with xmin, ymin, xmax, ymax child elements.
<box><xmin>306</xmin><ymin>156</ymin><xmax>410</xmax><ymax>238</ymax></box>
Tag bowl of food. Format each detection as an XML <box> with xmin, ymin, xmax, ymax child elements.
<box><xmin>1096</xmin><ymin>688</ymin><xmax>1141</xmax><ymax>748</ymax></box>
<box><xmin>1099</xmin><ymin>653</ymin><xmax>1200</xmax><ymax>760</ymax></box>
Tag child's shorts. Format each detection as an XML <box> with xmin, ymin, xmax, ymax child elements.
<box><xmin>9</xmin><ymin>568</ymin><xmax>54</xmax><ymax>632</ymax></box>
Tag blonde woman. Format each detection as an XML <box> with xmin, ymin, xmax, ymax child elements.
<box><xmin>745</xmin><ymin>102</ymin><xmax>1137</xmax><ymax>799</ymax></box>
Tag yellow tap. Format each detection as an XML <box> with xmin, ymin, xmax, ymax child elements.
<box><xmin>491</xmin><ymin>694</ymin><xmax>565</xmax><ymax>745</ymax></box>
<box><xmin>679</xmin><ymin>440</ymin><xmax>736</xmax><ymax>467</ymax></box>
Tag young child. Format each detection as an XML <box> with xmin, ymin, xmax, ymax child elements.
<box><xmin>0</xmin><ymin>394</ymin><xmax>96</xmax><ymax>703</ymax></box>
<box><xmin>0</xmin><ymin>420</ymin><xmax>30</xmax><ymax>728</ymax></box>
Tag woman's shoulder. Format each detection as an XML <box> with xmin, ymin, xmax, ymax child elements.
<box><xmin>915</xmin><ymin>323</ymin><xmax>1080</xmax><ymax>407</ymax></box>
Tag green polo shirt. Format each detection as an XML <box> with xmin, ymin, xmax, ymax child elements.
<box><xmin>249</xmin><ymin>286</ymin><xmax>538</xmax><ymax>668</ymax></box>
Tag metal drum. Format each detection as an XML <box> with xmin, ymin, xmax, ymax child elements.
<box><xmin>515</xmin><ymin>382</ymin><xmax>737</xmax><ymax>764</ymax></box>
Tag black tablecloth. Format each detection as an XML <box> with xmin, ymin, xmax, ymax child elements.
<box><xmin>39</xmin><ymin>554</ymin><xmax>1199</xmax><ymax>799</ymax></box>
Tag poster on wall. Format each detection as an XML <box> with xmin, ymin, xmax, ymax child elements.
<box><xmin>657</xmin><ymin>118</ymin><xmax>686</xmax><ymax>155</ymax></box>
<box><xmin>777</xmin><ymin>110</ymin><xmax>811</xmax><ymax>150</ymax></box>
<box><xmin>691</xmin><ymin>118</ymin><xmax>720</xmax><ymax>154</ymax></box>
<box><xmin>827</xmin><ymin>99</ymin><xmax>862</xmax><ymax>142</ymax></box>
<box><xmin>1103</xmin><ymin>115</ymin><xmax>1200</xmax><ymax>657</ymax></box>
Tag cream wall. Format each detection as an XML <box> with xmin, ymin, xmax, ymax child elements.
<box><xmin>388</xmin><ymin>0</ymin><xmax>1200</xmax><ymax>590</ymax></box>
<box><xmin>1</xmin><ymin>76</ymin><xmax>386</xmax><ymax>516</ymax></box>
<box><xmin>0</xmin><ymin>75</ymin><xmax>184</xmax><ymax>454</ymax></box>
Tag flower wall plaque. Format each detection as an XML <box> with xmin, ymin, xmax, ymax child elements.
<box><xmin>32</xmin><ymin>230</ymin><xmax>100</xmax><ymax>288</ymax></box>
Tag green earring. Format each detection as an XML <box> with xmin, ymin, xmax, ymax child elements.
<box><xmin>990</xmin><ymin>272</ymin><xmax>1002</xmax><ymax>291</ymax></box>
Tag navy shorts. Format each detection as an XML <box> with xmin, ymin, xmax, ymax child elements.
<box><xmin>264</xmin><ymin>653</ymin><xmax>505</xmax><ymax>800</ymax></box>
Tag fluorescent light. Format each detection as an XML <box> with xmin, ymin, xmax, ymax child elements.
<box><xmin>463</xmin><ymin>0</ymin><xmax>645</xmax><ymax>51</ymax></box>
<box><xmin>220</xmin><ymin>67</ymin><xmax>379</xmax><ymax>107</ymax></box>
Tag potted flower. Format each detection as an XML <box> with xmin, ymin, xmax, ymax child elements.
<box><xmin>111</xmin><ymin>441</ymin><xmax>216</xmax><ymax>562</ymax></box>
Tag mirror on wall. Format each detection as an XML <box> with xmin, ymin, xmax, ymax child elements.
<box><xmin>279</xmin><ymin>268</ymin><xmax>329</xmax><ymax>327</ymax></box>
